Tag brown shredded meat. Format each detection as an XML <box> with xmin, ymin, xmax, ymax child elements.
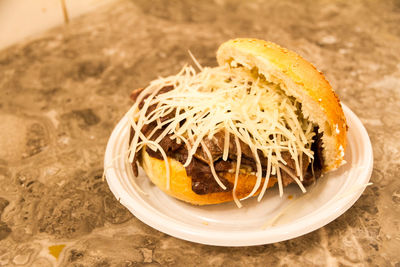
<box><xmin>130</xmin><ymin>87</ymin><xmax>324</xmax><ymax>195</ymax></box>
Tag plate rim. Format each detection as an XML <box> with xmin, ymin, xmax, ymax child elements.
<box><xmin>104</xmin><ymin>103</ymin><xmax>373</xmax><ymax>246</ymax></box>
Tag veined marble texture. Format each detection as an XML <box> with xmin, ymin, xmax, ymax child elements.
<box><xmin>0</xmin><ymin>0</ymin><xmax>399</xmax><ymax>266</ymax></box>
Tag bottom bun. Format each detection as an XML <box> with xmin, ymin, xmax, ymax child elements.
<box><xmin>141</xmin><ymin>149</ymin><xmax>277</xmax><ymax>205</ymax></box>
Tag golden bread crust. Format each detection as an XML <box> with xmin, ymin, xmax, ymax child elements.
<box><xmin>217</xmin><ymin>38</ymin><xmax>347</xmax><ymax>170</ymax></box>
<box><xmin>141</xmin><ymin>149</ymin><xmax>277</xmax><ymax>205</ymax></box>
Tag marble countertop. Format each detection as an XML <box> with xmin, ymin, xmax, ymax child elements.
<box><xmin>0</xmin><ymin>0</ymin><xmax>399</xmax><ymax>266</ymax></box>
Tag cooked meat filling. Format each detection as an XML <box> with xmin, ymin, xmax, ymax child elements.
<box><xmin>130</xmin><ymin>87</ymin><xmax>324</xmax><ymax>195</ymax></box>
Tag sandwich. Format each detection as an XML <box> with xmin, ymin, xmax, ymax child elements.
<box><xmin>126</xmin><ymin>38</ymin><xmax>347</xmax><ymax>206</ymax></box>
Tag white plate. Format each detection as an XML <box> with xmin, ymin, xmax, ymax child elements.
<box><xmin>104</xmin><ymin>103</ymin><xmax>373</xmax><ymax>246</ymax></box>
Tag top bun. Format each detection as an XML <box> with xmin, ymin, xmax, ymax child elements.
<box><xmin>217</xmin><ymin>38</ymin><xmax>347</xmax><ymax>170</ymax></box>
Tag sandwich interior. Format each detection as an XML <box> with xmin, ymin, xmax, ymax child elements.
<box><xmin>127</xmin><ymin>62</ymin><xmax>325</xmax><ymax>205</ymax></box>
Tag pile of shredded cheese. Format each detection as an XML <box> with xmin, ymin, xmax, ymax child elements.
<box><xmin>126</xmin><ymin>63</ymin><xmax>316</xmax><ymax>207</ymax></box>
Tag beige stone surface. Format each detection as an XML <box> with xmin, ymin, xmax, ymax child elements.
<box><xmin>0</xmin><ymin>0</ymin><xmax>399</xmax><ymax>266</ymax></box>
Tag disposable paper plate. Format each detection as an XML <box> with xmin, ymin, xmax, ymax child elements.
<box><xmin>104</xmin><ymin>103</ymin><xmax>373</xmax><ymax>246</ymax></box>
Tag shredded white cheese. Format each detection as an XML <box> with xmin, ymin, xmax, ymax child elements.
<box><xmin>233</xmin><ymin>135</ymin><xmax>242</xmax><ymax>208</ymax></box>
<box><xmin>127</xmin><ymin>63</ymin><xmax>317</xmax><ymax>201</ymax></box>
